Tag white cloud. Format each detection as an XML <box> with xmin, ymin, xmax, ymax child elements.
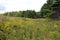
<box><xmin>0</xmin><ymin>0</ymin><xmax>47</xmax><ymax>12</ymax></box>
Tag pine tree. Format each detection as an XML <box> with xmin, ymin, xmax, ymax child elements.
<box><xmin>40</xmin><ymin>0</ymin><xmax>52</xmax><ymax>18</ymax></box>
<box><xmin>49</xmin><ymin>0</ymin><xmax>60</xmax><ymax>18</ymax></box>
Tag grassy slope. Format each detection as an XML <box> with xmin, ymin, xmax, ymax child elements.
<box><xmin>0</xmin><ymin>17</ymin><xmax>60</xmax><ymax>40</ymax></box>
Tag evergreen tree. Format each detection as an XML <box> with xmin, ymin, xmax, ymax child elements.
<box><xmin>40</xmin><ymin>0</ymin><xmax>52</xmax><ymax>18</ymax></box>
<box><xmin>49</xmin><ymin>0</ymin><xmax>60</xmax><ymax>18</ymax></box>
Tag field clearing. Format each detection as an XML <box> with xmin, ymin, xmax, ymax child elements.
<box><xmin>0</xmin><ymin>17</ymin><xmax>60</xmax><ymax>40</ymax></box>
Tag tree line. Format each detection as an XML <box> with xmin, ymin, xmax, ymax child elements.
<box><xmin>4</xmin><ymin>0</ymin><xmax>60</xmax><ymax>18</ymax></box>
<box><xmin>4</xmin><ymin>10</ymin><xmax>41</xmax><ymax>18</ymax></box>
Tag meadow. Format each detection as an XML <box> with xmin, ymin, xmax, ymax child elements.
<box><xmin>0</xmin><ymin>16</ymin><xmax>60</xmax><ymax>40</ymax></box>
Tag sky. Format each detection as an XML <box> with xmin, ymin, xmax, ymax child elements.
<box><xmin>0</xmin><ymin>0</ymin><xmax>47</xmax><ymax>13</ymax></box>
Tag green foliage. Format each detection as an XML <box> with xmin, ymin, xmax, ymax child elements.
<box><xmin>40</xmin><ymin>0</ymin><xmax>60</xmax><ymax>18</ymax></box>
<box><xmin>40</xmin><ymin>0</ymin><xmax>52</xmax><ymax>18</ymax></box>
<box><xmin>4</xmin><ymin>10</ymin><xmax>40</xmax><ymax>18</ymax></box>
<box><xmin>49</xmin><ymin>0</ymin><xmax>60</xmax><ymax>18</ymax></box>
<box><xmin>40</xmin><ymin>8</ymin><xmax>51</xmax><ymax>18</ymax></box>
<box><xmin>21</xmin><ymin>10</ymin><xmax>37</xmax><ymax>18</ymax></box>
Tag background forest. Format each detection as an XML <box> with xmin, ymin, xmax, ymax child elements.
<box><xmin>4</xmin><ymin>0</ymin><xmax>60</xmax><ymax>18</ymax></box>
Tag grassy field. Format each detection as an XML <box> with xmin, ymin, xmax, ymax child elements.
<box><xmin>0</xmin><ymin>17</ymin><xmax>60</xmax><ymax>40</ymax></box>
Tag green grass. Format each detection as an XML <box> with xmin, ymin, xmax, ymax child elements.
<box><xmin>0</xmin><ymin>17</ymin><xmax>60</xmax><ymax>40</ymax></box>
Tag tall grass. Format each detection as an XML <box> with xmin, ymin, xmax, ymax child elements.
<box><xmin>0</xmin><ymin>17</ymin><xmax>60</xmax><ymax>40</ymax></box>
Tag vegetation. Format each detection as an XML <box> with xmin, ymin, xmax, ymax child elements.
<box><xmin>4</xmin><ymin>10</ymin><xmax>41</xmax><ymax>18</ymax></box>
<box><xmin>0</xmin><ymin>17</ymin><xmax>60</xmax><ymax>40</ymax></box>
<box><xmin>0</xmin><ymin>0</ymin><xmax>60</xmax><ymax>40</ymax></box>
<box><xmin>49</xmin><ymin>0</ymin><xmax>60</xmax><ymax>18</ymax></box>
<box><xmin>4</xmin><ymin>0</ymin><xmax>60</xmax><ymax>18</ymax></box>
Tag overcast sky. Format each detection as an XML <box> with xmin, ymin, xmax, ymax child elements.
<box><xmin>0</xmin><ymin>0</ymin><xmax>47</xmax><ymax>13</ymax></box>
